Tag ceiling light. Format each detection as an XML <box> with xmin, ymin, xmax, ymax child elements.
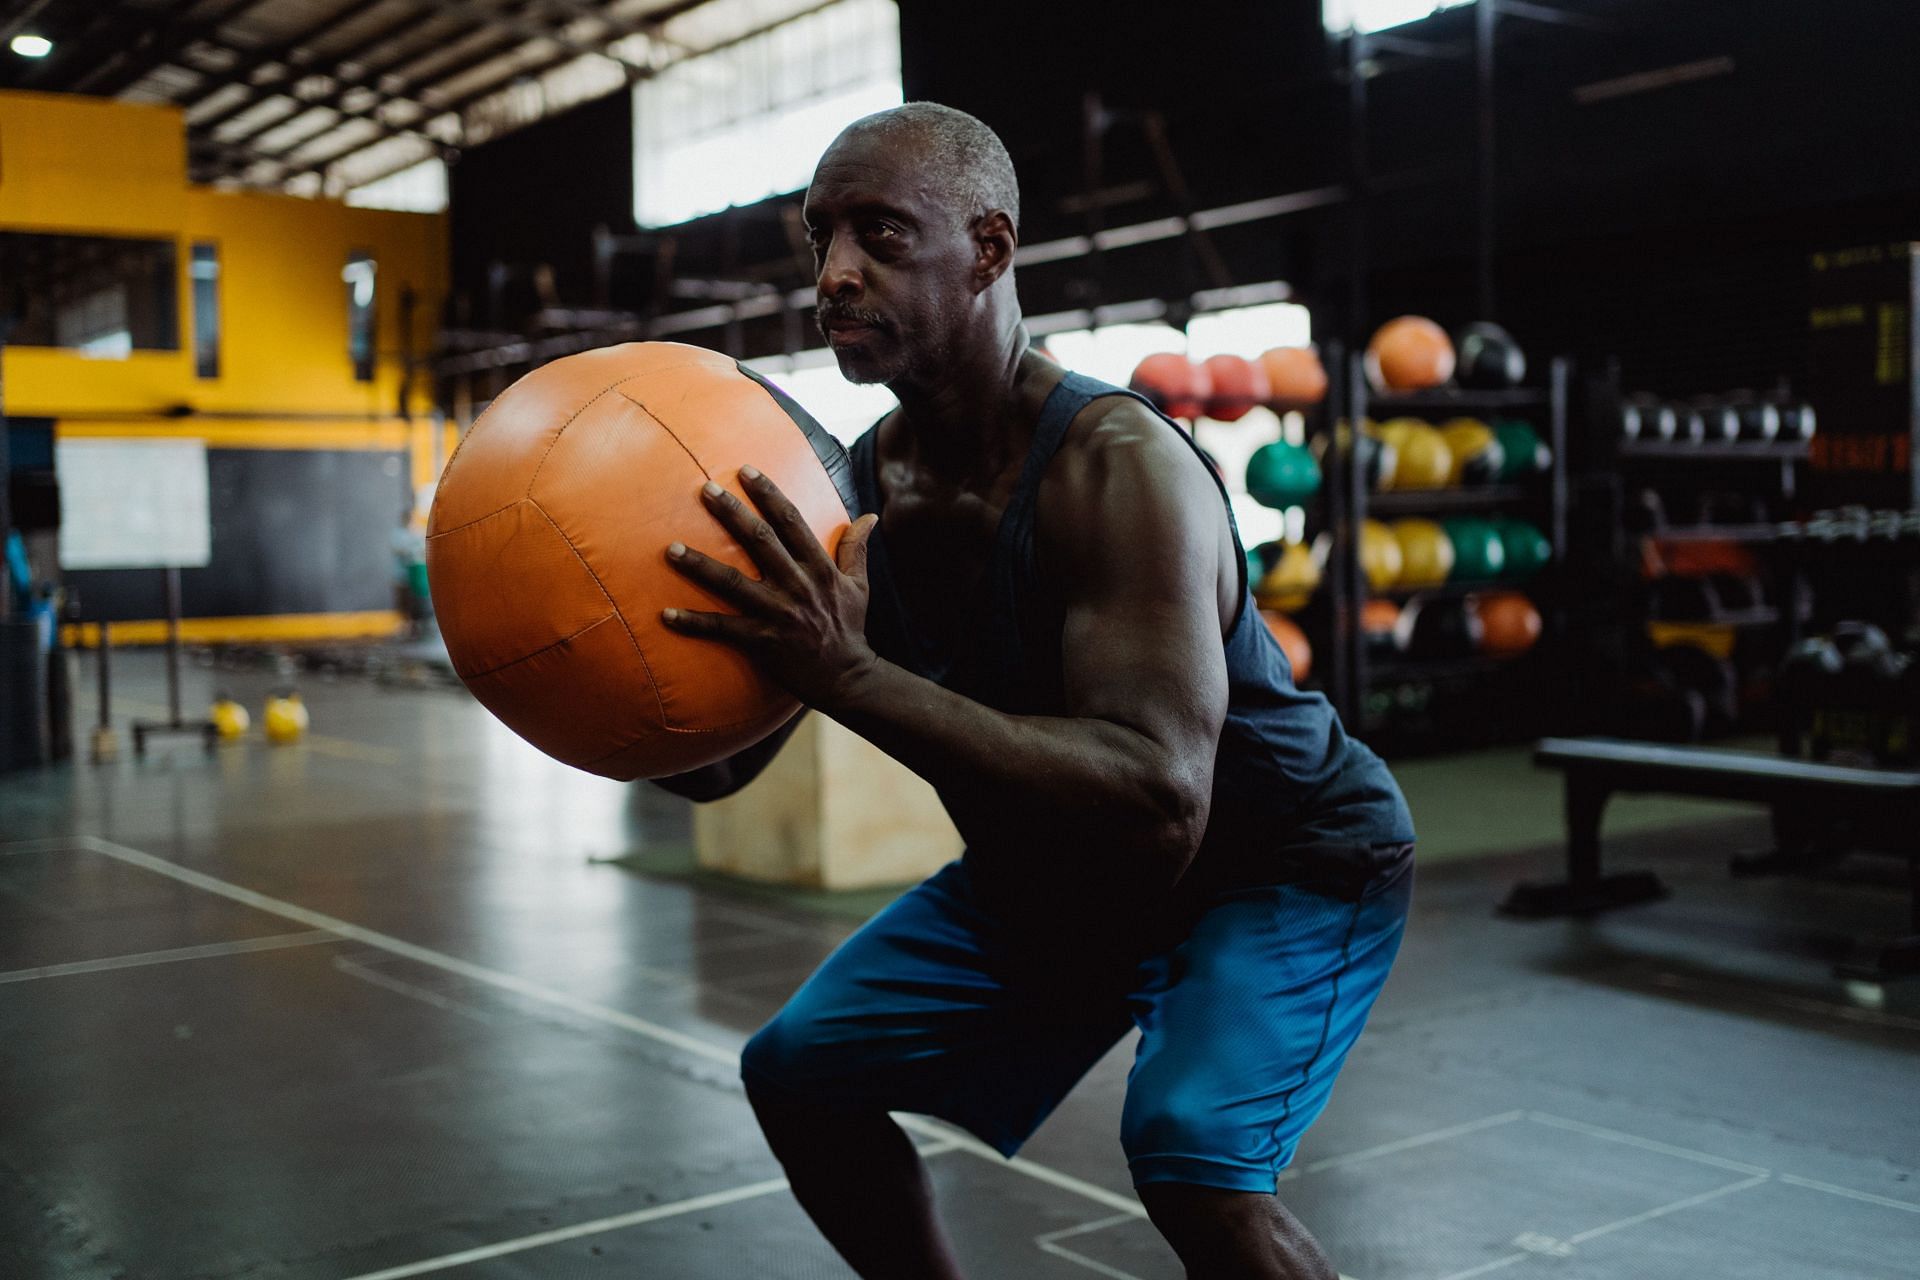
<box><xmin>10</xmin><ymin>34</ymin><xmax>53</xmax><ymax>57</ymax></box>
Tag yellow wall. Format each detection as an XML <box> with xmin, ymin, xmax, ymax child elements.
<box><xmin>0</xmin><ymin>90</ymin><xmax>446</xmax><ymax>421</ymax></box>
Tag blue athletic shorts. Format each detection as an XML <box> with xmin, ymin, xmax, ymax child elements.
<box><xmin>740</xmin><ymin>855</ymin><xmax>1413</xmax><ymax>1193</ymax></box>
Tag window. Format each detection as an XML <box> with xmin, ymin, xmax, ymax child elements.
<box><xmin>344</xmin><ymin>251</ymin><xmax>376</xmax><ymax>382</ymax></box>
<box><xmin>190</xmin><ymin>243</ymin><xmax>220</xmax><ymax>379</ymax></box>
<box><xmin>346</xmin><ymin>158</ymin><xmax>449</xmax><ymax>214</ymax></box>
<box><xmin>632</xmin><ymin>0</ymin><xmax>902</xmax><ymax>227</ymax></box>
<box><xmin>1325</xmin><ymin>0</ymin><xmax>1475</xmax><ymax>33</ymax></box>
<box><xmin>0</xmin><ymin>232</ymin><xmax>178</xmax><ymax>355</ymax></box>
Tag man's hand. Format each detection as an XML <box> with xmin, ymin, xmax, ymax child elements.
<box><xmin>662</xmin><ymin>466</ymin><xmax>880</xmax><ymax>710</ymax></box>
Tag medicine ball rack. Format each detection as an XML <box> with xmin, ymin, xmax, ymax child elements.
<box><xmin>1314</xmin><ymin>352</ymin><xmax>1572</xmax><ymax>747</ymax></box>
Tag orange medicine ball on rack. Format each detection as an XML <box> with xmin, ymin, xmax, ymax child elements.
<box><xmin>1130</xmin><ymin>352</ymin><xmax>1211</xmax><ymax>420</ymax></box>
<box><xmin>1366</xmin><ymin>316</ymin><xmax>1456</xmax><ymax>392</ymax></box>
<box><xmin>427</xmin><ymin>342</ymin><xmax>858</xmax><ymax>780</ymax></box>
<box><xmin>1201</xmin><ymin>354</ymin><xmax>1269</xmax><ymax>421</ymax></box>
<box><xmin>1258</xmin><ymin>346</ymin><xmax>1328</xmax><ymax>407</ymax></box>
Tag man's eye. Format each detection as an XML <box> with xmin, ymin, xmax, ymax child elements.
<box><xmin>865</xmin><ymin>223</ymin><xmax>897</xmax><ymax>240</ymax></box>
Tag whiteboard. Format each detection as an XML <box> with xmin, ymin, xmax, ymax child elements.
<box><xmin>56</xmin><ymin>438</ymin><xmax>213</xmax><ymax>570</ymax></box>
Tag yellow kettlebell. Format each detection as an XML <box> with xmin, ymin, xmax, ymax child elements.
<box><xmin>263</xmin><ymin>690</ymin><xmax>309</xmax><ymax>745</ymax></box>
<box><xmin>210</xmin><ymin>693</ymin><xmax>250</xmax><ymax>741</ymax></box>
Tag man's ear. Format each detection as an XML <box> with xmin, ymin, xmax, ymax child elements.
<box><xmin>973</xmin><ymin>210</ymin><xmax>1017</xmax><ymax>292</ymax></box>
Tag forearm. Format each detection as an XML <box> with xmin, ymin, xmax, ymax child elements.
<box><xmin>823</xmin><ymin>659</ymin><xmax>1209</xmax><ymax>879</ymax></box>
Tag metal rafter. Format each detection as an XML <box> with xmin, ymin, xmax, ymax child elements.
<box><xmin>72</xmin><ymin>0</ymin><xmax>274</xmax><ymax>97</ymax></box>
<box><xmin>275</xmin><ymin>0</ymin><xmax>809</xmax><ymax>187</ymax></box>
<box><xmin>196</xmin><ymin>2</ymin><xmax>562</xmax><ymax>178</ymax></box>
<box><xmin>173</xmin><ymin>0</ymin><xmax>389</xmax><ymax>110</ymax></box>
<box><xmin>187</xmin><ymin>0</ymin><xmax>500</xmax><ymax>137</ymax></box>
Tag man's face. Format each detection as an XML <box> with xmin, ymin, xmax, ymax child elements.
<box><xmin>803</xmin><ymin>134</ymin><xmax>975</xmax><ymax>385</ymax></box>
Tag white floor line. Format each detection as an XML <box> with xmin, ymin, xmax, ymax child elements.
<box><xmin>1565</xmin><ymin>1174</ymin><xmax>1771</xmax><ymax>1245</ymax></box>
<box><xmin>1778</xmin><ymin>1172</ymin><xmax>1920</xmax><ymax>1214</ymax></box>
<box><xmin>1278</xmin><ymin>1111</ymin><xmax>1527</xmax><ymax>1181</ymax></box>
<box><xmin>0</xmin><ymin>930</ymin><xmax>340</xmax><ymax>984</ymax></box>
<box><xmin>68</xmin><ymin>835</ymin><xmax>744</xmax><ymax>1067</ymax></box>
<box><xmin>1525</xmin><ymin>1112</ymin><xmax>1773</xmax><ymax>1177</ymax></box>
<box><xmin>332</xmin><ymin>956</ymin><xmax>500</xmax><ymax>1023</ymax></box>
<box><xmin>1036</xmin><ymin>1212</ymin><xmax>1145</xmax><ymax>1246</ymax></box>
<box><xmin>0</xmin><ymin>837</ymin><xmax>95</xmax><ymax>858</ymax></box>
<box><xmin>1037</xmin><ymin>1238</ymin><xmax>1150</xmax><ymax>1280</ymax></box>
<box><xmin>56</xmin><ymin>837</ymin><xmax>1162</xmax><ymax>1233</ymax></box>
<box><xmin>1433</xmin><ymin>1251</ymin><xmax>1530</xmax><ymax>1280</ymax></box>
<box><xmin>335</xmin><ymin>1139</ymin><xmax>963</xmax><ymax>1280</ymax></box>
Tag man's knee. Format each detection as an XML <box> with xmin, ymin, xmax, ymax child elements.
<box><xmin>1122</xmin><ymin>1084</ymin><xmax>1230</xmax><ymax>1165</ymax></box>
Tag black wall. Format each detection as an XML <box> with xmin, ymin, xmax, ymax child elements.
<box><xmin>449</xmin><ymin>89</ymin><xmax>636</xmax><ymax>323</ymax></box>
<box><xmin>66</xmin><ymin>449</ymin><xmax>409</xmax><ymax>622</ymax></box>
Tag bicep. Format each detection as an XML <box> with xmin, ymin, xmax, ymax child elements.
<box><xmin>1052</xmin><ymin>430</ymin><xmax>1230</xmax><ymax>767</ymax></box>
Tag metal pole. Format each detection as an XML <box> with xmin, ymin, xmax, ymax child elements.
<box><xmin>97</xmin><ymin>622</ymin><xmax>111</xmax><ymax>730</ymax></box>
<box><xmin>1347</xmin><ymin>31</ymin><xmax>1370</xmax><ymax>343</ymax></box>
<box><xmin>163</xmin><ymin>566</ymin><xmax>183</xmax><ymax>727</ymax></box>
<box><xmin>1475</xmin><ymin>0</ymin><xmax>1498</xmax><ymax>319</ymax></box>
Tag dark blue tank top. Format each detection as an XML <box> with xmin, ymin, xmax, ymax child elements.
<box><xmin>851</xmin><ymin>370</ymin><xmax>1414</xmax><ymax>902</ymax></box>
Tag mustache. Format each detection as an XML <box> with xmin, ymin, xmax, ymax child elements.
<box><xmin>816</xmin><ymin>303</ymin><xmax>888</xmax><ymax>331</ymax></box>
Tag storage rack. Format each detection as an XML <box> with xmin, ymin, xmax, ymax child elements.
<box><xmin>1317</xmin><ymin>352</ymin><xmax>1571</xmax><ymax>738</ymax></box>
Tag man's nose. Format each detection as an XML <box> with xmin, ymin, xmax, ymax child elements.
<box><xmin>817</xmin><ymin>237</ymin><xmax>863</xmax><ymax>300</ymax></box>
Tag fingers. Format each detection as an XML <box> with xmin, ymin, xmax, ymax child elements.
<box><xmin>666</xmin><ymin>541</ymin><xmax>782</xmax><ymax>615</ymax></box>
<box><xmin>699</xmin><ymin>479</ymin><xmax>806</xmax><ymax>594</ymax></box>
<box><xmin>660</xmin><ymin>606</ymin><xmax>766</xmax><ymax>645</ymax></box>
<box><xmin>737</xmin><ymin>466</ymin><xmax>838</xmax><ymax>577</ymax></box>
<box><xmin>836</xmin><ymin>513</ymin><xmax>879</xmax><ymax>582</ymax></box>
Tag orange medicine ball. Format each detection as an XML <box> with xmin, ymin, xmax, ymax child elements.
<box><xmin>1257</xmin><ymin>346</ymin><xmax>1328</xmax><ymax>407</ymax></box>
<box><xmin>1366</xmin><ymin>316</ymin><xmax>1456</xmax><ymax>392</ymax></box>
<box><xmin>427</xmin><ymin>342</ymin><xmax>858</xmax><ymax>780</ymax></box>
<box><xmin>1130</xmin><ymin>352</ymin><xmax>1211</xmax><ymax>420</ymax></box>
<box><xmin>1260</xmin><ymin>610</ymin><xmax>1313</xmax><ymax>682</ymax></box>
<box><xmin>1201</xmin><ymin>353</ymin><xmax>1269</xmax><ymax>421</ymax></box>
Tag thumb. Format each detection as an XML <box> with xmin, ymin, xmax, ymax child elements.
<box><xmin>837</xmin><ymin>513</ymin><xmax>879</xmax><ymax>579</ymax></box>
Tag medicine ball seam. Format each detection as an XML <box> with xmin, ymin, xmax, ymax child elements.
<box><xmin>526</xmin><ymin>496</ymin><xmax>670</xmax><ymax>727</ymax></box>
<box><xmin>522</xmin><ymin>381</ymin><xmax>643</xmax><ymax>498</ymax></box>
<box><xmin>453</xmin><ymin>611</ymin><xmax>620</xmax><ymax>680</ymax></box>
<box><xmin>429</xmin><ymin>382</ymin><xmax>633</xmax><ymax>539</ymax></box>
<box><xmin>611</xmin><ymin>388</ymin><xmax>714</xmax><ymax>484</ymax></box>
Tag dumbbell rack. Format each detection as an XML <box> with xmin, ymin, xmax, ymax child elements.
<box><xmin>1318</xmin><ymin>353</ymin><xmax>1572</xmax><ymax>746</ymax></box>
<box><xmin>1603</xmin><ymin>376</ymin><xmax>1815</xmax><ymax>739</ymax></box>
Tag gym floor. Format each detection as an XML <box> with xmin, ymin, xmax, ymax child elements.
<box><xmin>3</xmin><ymin>654</ymin><xmax>1917</xmax><ymax>1280</ymax></box>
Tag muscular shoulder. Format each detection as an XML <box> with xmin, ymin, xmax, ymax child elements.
<box><xmin>1036</xmin><ymin>395</ymin><xmax>1224</xmax><ymax>578</ymax></box>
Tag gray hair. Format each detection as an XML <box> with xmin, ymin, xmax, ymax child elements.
<box><xmin>833</xmin><ymin>102</ymin><xmax>1021</xmax><ymax>234</ymax></box>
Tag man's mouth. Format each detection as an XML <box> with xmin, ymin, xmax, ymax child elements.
<box><xmin>820</xmin><ymin>310</ymin><xmax>886</xmax><ymax>347</ymax></box>
<box><xmin>826</xmin><ymin>321</ymin><xmax>877</xmax><ymax>347</ymax></box>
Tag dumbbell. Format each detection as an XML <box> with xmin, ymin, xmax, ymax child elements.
<box><xmin>1727</xmin><ymin>392</ymin><xmax>1780</xmax><ymax>443</ymax></box>
<box><xmin>1691</xmin><ymin>397</ymin><xmax>1740</xmax><ymax>444</ymax></box>
<box><xmin>1620</xmin><ymin>394</ymin><xmax>1675</xmax><ymax>443</ymax></box>
<box><xmin>1772</xmin><ymin>397</ymin><xmax>1816</xmax><ymax>442</ymax></box>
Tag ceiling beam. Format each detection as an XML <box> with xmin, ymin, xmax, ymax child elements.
<box><xmin>70</xmin><ymin>0</ymin><xmax>273</xmax><ymax>97</ymax></box>
<box><xmin>172</xmin><ymin>0</ymin><xmax>390</xmax><ymax>111</ymax></box>
<box><xmin>186</xmin><ymin>0</ymin><xmax>495</xmax><ymax>136</ymax></box>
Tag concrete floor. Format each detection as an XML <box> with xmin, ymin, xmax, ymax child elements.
<box><xmin>2</xmin><ymin>650</ymin><xmax>1918</xmax><ymax>1280</ymax></box>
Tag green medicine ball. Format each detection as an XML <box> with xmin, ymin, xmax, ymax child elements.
<box><xmin>1245</xmin><ymin>441</ymin><xmax>1323</xmax><ymax>509</ymax></box>
<box><xmin>1491</xmin><ymin>419</ymin><xmax>1551</xmax><ymax>481</ymax></box>
<box><xmin>1441</xmin><ymin>516</ymin><xmax>1507</xmax><ymax>581</ymax></box>
<box><xmin>1493</xmin><ymin>516</ymin><xmax>1552</xmax><ymax>580</ymax></box>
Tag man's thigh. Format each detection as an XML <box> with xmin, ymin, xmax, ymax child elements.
<box><xmin>741</xmin><ymin>859</ymin><xmax>1135</xmax><ymax>1157</ymax></box>
<box><xmin>1121</xmin><ymin>862</ymin><xmax>1414</xmax><ymax>1192</ymax></box>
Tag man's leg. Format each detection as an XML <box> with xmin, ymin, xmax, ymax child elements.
<box><xmin>1138</xmin><ymin>1184</ymin><xmax>1335</xmax><ymax>1280</ymax></box>
<box><xmin>744</xmin><ymin>1081</ymin><xmax>965</xmax><ymax>1280</ymax></box>
<box><xmin>737</xmin><ymin>860</ymin><xmax>1132</xmax><ymax>1279</ymax></box>
<box><xmin>1122</xmin><ymin>866</ymin><xmax>1414</xmax><ymax>1280</ymax></box>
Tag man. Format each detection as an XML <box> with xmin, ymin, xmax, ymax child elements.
<box><xmin>657</xmin><ymin>102</ymin><xmax>1414</xmax><ymax>1280</ymax></box>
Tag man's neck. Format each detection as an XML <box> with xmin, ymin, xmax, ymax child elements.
<box><xmin>886</xmin><ymin>320</ymin><xmax>1044</xmax><ymax>484</ymax></box>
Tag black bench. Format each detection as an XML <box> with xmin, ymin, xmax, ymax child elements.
<box><xmin>1503</xmin><ymin>736</ymin><xmax>1920</xmax><ymax>979</ymax></box>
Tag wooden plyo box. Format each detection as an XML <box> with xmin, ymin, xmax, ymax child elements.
<box><xmin>693</xmin><ymin>715</ymin><xmax>960</xmax><ymax>890</ymax></box>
